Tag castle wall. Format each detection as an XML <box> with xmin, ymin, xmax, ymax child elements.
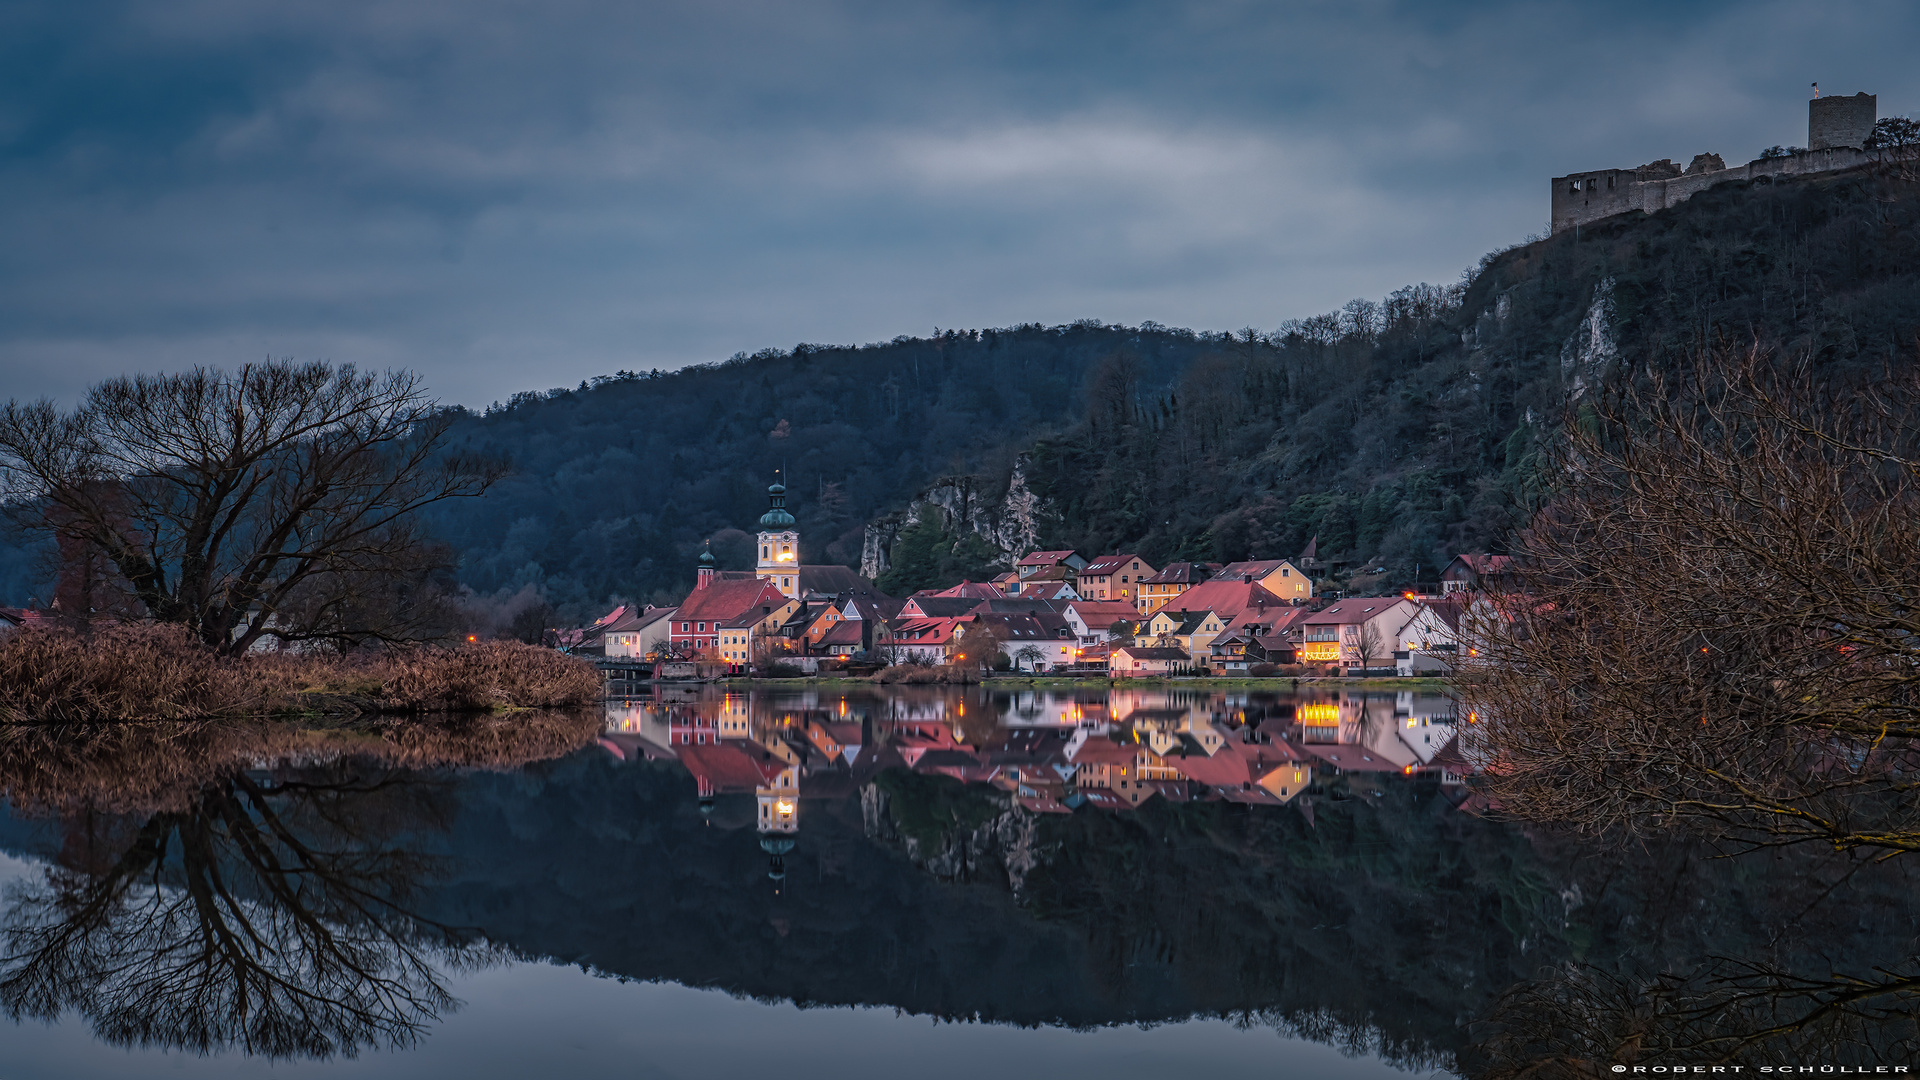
<box><xmin>1810</xmin><ymin>92</ymin><xmax>1876</xmax><ymax>150</ymax></box>
<box><xmin>1551</xmin><ymin>93</ymin><xmax>1881</xmax><ymax>233</ymax></box>
<box><xmin>1551</xmin><ymin>146</ymin><xmax>1874</xmax><ymax>233</ymax></box>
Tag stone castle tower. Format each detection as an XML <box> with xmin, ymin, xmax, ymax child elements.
<box><xmin>1809</xmin><ymin>91</ymin><xmax>1877</xmax><ymax>150</ymax></box>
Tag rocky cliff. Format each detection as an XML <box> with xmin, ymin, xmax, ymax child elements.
<box><xmin>859</xmin><ymin>455</ymin><xmax>1049</xmax><ymax>579</ymax></box>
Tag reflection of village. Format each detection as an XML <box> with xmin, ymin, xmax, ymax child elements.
<box><xmin>599</xmin><ymin>688</ymin><xmax>1469</xmax><ymax>866</ymax></box>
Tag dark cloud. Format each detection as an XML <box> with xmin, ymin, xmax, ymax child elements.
<box><xmin>2</xmin><ymin>0</ymin><xmax>1915</xmax><ymax>406</ymax></box>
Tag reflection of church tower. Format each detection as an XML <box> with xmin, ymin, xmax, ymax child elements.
<box><xmin>756</xmin><ymin>764</ymin><xmax>799</xmax><ymax>835</ymax></box>
<box><xmin>756</xmin><ymin>474</ymin><xmax>799</xmax><ymax>598</ymax></box>
<box><xmin>756</xmin><ymin>760</ymin><xmax>799</xmax><ymax>886</ymax></box>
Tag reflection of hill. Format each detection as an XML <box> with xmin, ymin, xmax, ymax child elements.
<box><xmin>422</xmin><ymin>750</ymin><xmax>1920</xmax><ymax>1069</ymax></box>
<box><xmin>4</xmin><ymin>706</ymin><xmax>1916</xmax><ymax>1071</ymax></box>
<box><xmin>414</xmin><ymin>751</ymin><xmax>1528</xmax><ymax>1062</ymax></box>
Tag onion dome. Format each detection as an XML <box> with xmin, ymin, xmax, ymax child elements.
<box><xmin>698</xmin><ymin>547</ymin><xmax>716</xmax><ymax>567</ymax></box>
<box><xmin>758</xmin><ymin>479</ymin><xmax>796</xmax><ymax>529</ymax></box>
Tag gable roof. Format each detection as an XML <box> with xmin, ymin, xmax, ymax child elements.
<box><xmin>922</xmin><ymin>580</ymin><xmax>1007</xmax><ymax>599</ymax></box>
<box><xmin>1080</xmin><ymin>553</ymin><xmax>1145</xmax><ymax>576</ymax></box>
<box><xmin>1302</xmin><ymin>597</ymin><xmax>1414</xmax><ymax>625</ymax></box>
<box><xmin>899</xmin><ymin>596</ymin><xmax>985</xmax><ymax>619</ymax></box>
<box><xmin>1140</xmin><ymin>561</ymin><xmax>1213</xmax><ymax>585</ymax></box>
<box><xmin>1444</xmin><ymin>553</ymin><xmax>1515</xmax><ymax>577</ymax></box>
<box><xmin>1017</xmin><ymin>550</ymin><xmax>1079</xmax><ymax>567</ymax></box>
<box><xmin>1217</xmin><ymin>559</ymin><xmax>1300</xmax><ymax>581</ymax></box>
<box><xmin>1114</xmin><ymin>646</ymin><xmax>1192</xmax><ymax>661</ymax></box>
<box><xmin>972</xmin><ymin>597</ymin><xmax>1066</xmax><ymax>615</ymax></box>
<box><xmin>1065</xmin><ymin>600</ymin><xmax>1140</xmax><ymax>626</ymax></box>
<box><xmin>675</xmin><ymin>578</ymin><xmax>790</xmax><ymax>623</ymax></box>
<box><xmin>1156</xmin><ymin>579</ymin><xmax>1288</xmax><ymax>624</ymax></box>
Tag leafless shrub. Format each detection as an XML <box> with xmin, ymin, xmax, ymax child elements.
<box><xmin>0</xmin><ymin>624</ymin><xmax>292</xmax><ymax>722</ymax></box>
<box><xmin>371</xmin><ymin>641</ymin><xmax>602</xmax><ymax>712</ymax></box>
<box><xmin>1460</xmin><ymin>344</ymin><xmax>1920</xmax><ymax>854</ymax></box>
<box><xmin>0</xmin><ymin>627</ymin><xmax>600</xmax><ymax>722</ymax></box>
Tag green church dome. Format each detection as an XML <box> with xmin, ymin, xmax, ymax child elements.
<box><xmin>758</xmin><ymin>480</ymin><xmax>795</xmax><ymax>529</ymax></box>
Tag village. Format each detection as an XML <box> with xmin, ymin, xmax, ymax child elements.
<box><xmin>566</xmin><ymin>478</ymin><xmax>1507</xmax><ymax>682</ymax></box>
<box><xmin>598</xmin><ymin>685</ymin><xmax>1472</xmax><ymax>851</ymax></box>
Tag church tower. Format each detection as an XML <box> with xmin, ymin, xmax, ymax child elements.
<box><xmin>757</xmin><ymin>474</ymin><xmax>800</xmax><ymax>598</ymax></box>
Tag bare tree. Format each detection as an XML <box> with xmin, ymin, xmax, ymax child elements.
<box><xmin>1460</xmin><ymin>345</ymin><xmax>1920</xmax><ymax>855</ymax></box>
<box><xmin>0</xmin><ymin>361</ymin><xmax>502</xmax><ymax>654</ymax></box>
<box><xmin>1352</xmin><ymin>623</ymin><xmax>1385</xmax><ymax>672</ymax></box>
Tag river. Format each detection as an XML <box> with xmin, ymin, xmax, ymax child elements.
<box><xmin>0</xmin><ymin>684</ymin><xmax>1911</xmax><ymax>1077</ymax></box>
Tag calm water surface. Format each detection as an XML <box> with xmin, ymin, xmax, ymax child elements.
<box><xmin>1</xmin><ymin>685</ymin><xmax>1912</xmax><ymax>1077</ymax></box>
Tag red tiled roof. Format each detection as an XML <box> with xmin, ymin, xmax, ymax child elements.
<box><xmin>1154</xmin><ymin>580</ymin><xmax>1287</xmax><ymax>623</ymax></box>
<box><xmin>674</xmin><ymin>578</ymin><xmax>789</xmax><ymax>623</ymax></box>
<box><xmin>818</xmin><ymin>620</ymin><xmax>864</xmax><ymax>645</ymax></box>
<box><xmin>1066</xmin><ymin>600</ymin><xmax>1139</xmax><ymax>626</ymax></box>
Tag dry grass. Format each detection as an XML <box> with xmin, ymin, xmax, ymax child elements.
<box><xmin>875</xmin><ymin>664</ymin><xmax>981</xmax><ymax>685</ymax></box>
<box><xmin>370</xmin><ymin>640</ymin><xmax>602</xmax><ymax>712</ymax></box>
<box><xmin>0</xmin><ymin>625</ymin><xmax>602</xmax><ymax>723</ymax></box>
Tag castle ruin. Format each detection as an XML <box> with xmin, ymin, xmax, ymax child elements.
<box><xmin>1552</xmin><ymin>92</ymin><xmax>1877</xmax><ymax>233</ymax></box>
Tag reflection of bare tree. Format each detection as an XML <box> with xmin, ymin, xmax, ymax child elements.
<box><xmin>0</xmin><ymin>764</ymin><xmax>499</xmax><ymax>1059</ymax></box>
<box><xmin>1467</xmin><ymin>960</ymin><xmax>1920</xmax><ymax>1078</ymax></box>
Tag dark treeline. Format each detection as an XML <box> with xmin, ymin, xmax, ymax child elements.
<box><xmin>4</xmin><ymin>167</ymin><xmax>1913</xmax><ymax>614</ymax></box>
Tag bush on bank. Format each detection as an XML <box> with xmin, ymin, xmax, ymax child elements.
<box><xmin>0</xmin><ymin>624</ymin><xmax>602</xmax><ymax>722</ymax></box>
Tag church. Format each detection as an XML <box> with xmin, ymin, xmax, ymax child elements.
<box><xmin>743</xmin><ymin>475</ymin><xmax>886</xmax><ymax>602</ymax></box>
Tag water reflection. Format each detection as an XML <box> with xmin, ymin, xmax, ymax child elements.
<box><xmin>0</xmin><ymin>764</ymin><xmax>486</xmax><ymax>1059</ymax></box>
<box><xmin>0</xmin><ymin>711</ymin><xmax>599</xmax><ymax>1060</ymax></box>
<box><xmin>602</xmin><ymin>685</ymin><xmax>1464</xmax><ymax>821</ymax></box>
<box><xmin>0</xmin><ymin>688</ymin><xmax>1915</xmax><ymax>1076</ymax></box>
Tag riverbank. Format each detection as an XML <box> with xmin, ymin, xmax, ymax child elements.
<box><xmin>0</xmin><ymin>623</ymin><xmax>603</xmax><ymax>723</ymax></box>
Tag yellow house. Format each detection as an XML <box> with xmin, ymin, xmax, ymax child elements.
<box><xmin>1078</xmin><ymin>554</ymin><xmax>1158</xmax><ymax>604</ymax></box>
<box><xmin>1136</xmin><ymin>608</ymin><xmax>1226</xmax><ymax>663</ymax></box>
<box><xmin>1215</xmin><ymin>559</ymin><xmax>1314</xmax><ymax>601</ymax></box>
<box><xmin>714</xmin><ymin>594</ymin><xmax>802</xmax><ymax>665</ymax></box>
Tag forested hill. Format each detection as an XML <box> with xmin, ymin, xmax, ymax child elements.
<box><xmin>421</xmin><ymin>164</ymin><xmax>1920</xmax><ymax>613</ymax></box>
<box><xmin>6</xmin><ymin>166</ymin><xmax>1909</xmax><ymax>615</ymax></box>
<box><xmin>421</xmin><ymin>325</ymin><xmax>1231</xmax><ymax>614</ymax></box>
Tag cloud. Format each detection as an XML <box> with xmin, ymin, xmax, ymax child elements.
<box><xmin>0</xmin><ymin>0</ymin><xmax>1916</xmax><ymax>406</ymax></box>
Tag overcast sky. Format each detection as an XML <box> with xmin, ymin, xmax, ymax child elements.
<box><xmin>2</xmin><ymin>0</ymin><xmax>1914</xmax><ymax>408</ymax></box>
